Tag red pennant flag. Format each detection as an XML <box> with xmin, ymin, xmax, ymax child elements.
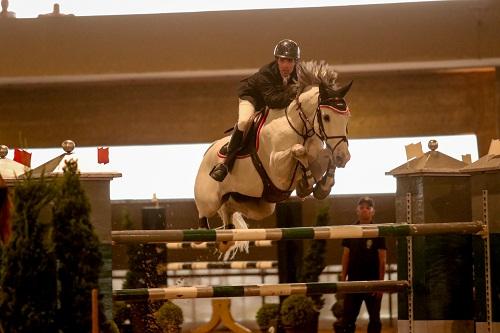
<box><xmin>13</xmin><ymin>148</ymin><xmax>31</xmax><ymax>167</ymax></box>
<box><xmin>97</xmin><ymin>147</ymin><xmax>109</xmax><ymax>164</ymax></box>
<box><xmin>0</xmin><ymin>176</ymin><xmax>12</xmax><ymax>244</ymax></box>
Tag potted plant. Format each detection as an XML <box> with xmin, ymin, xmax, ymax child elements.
<box><xmin>113</xmin><ymin>301</ymin><xmax>133</xmax><ymax>333</ymax></box>
<box><xmin>154</xmin><ymin>301</ymin><xmax>183</xmax><ymax>333</ymax></box>
<box><xmin>256</xmin><ymin>303</ymin><xmax>280</xmax><ymax>332</ymax></box>
<box><xmin>108</xmin><ymin>320</ymin><xmax>121</xmax><ymax>333</ymax></box>
<box><xmin>297</xmin><ymin>207</ymin><xmax>329</xmax><ymax>332</ymax></box>
<box><xmin>280</xmin><ymin>295</ymin><xmax>317</xmax><ymax>333</ymax></box>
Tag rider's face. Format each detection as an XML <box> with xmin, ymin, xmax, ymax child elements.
<box><xmin>277</xmin><ymin>57</ymin><xmax>296</xmax><ymax>79</ymax></box>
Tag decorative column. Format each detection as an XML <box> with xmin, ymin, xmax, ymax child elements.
<box><xmin>387</xmin><ymin>140</ymin><xmax>474</xmax><ymax>333</ymax></box>
<box><xmin>461</xmin><ymin>141</ymin><xmax>500</xmax><ymax>333</ymax></box>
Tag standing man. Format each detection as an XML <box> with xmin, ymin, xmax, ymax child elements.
<box><xmin>209</xmin><ymin>39</ymin><xmax>300</xmax><ymax>182</ymax></box>
<box><xmin>335</xmin><ymin>197</ymin><xmax>387</xmax><ymax>333</ymax></box>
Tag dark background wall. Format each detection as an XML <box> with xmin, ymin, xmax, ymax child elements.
<box><xmin>0</xmin><ymin>0</ymin><xmax>499</xmax><ymax>155</ymax></box>
<box><xmin>0</xmin><ymin>1</ymin><xmax>499</xmax><ymax>76</ymax></box>
<box><xmin>0</xmin><ymin>70</ymin><xmax>497</xmax><ymax>154</ymax></box>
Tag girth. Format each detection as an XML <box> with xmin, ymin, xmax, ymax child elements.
<box><xmin>250</xmin><ymin>151</ymin><xmax>293</xmax><ymax>203</ymax></box>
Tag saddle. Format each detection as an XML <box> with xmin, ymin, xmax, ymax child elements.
<box><xmin>217</xmin><ymin>109</ymin><xmax>293</xmax><ymax>203</ymax></box>
<box><xmin>217</xmin><ymin>110</ymin><xmax>265</xmax><ymax>159</ymax></box>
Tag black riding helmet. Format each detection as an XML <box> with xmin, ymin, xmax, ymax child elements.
<box><xmin>273</xmin><ymin>39</ymin><xmax>300</xmax><ymax>60</ymax></box>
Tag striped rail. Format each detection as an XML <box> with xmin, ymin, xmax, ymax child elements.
<box><xmin>166</xmin><ymin>240</ymin><xmax>273</xmax><ymax>249</ymax></box>
<box><xmin>159</xmin><ymin>260</ymin><xmax>277</xmax><ymax>271</ymax></box>
<box><xmin>113</xmin><ymin>280</ymin><xmax>409</xmax><ymax>302</ymax></box>
<box><xmin>112</xmin><ymin>221</ymin><xmax>483</xmax><ymax>244</ymax></box>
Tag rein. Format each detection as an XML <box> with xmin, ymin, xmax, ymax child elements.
<box><xmin>284</xmin><ymin>100</ymin><xmax>317</xmax><ymax>142</ymax></box>
<box><xmin>283</xmin><ymin>102</ymin><xmax>310</xmax><ymax>192</ymax></box>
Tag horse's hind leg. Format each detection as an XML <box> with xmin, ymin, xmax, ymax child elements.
<box><xmin>218</xmin><ymin>204</ymin><xmax>233</xmax><ymax>229</ymax></box>
<box><xmin>216</xmin><ymin>204</ymin><xmax>235</xmax><ymax>254</ymax></box>
<box><xmin>216</xmin><ymin>202</ymin><xmax>250</xmax><ymax>259</ymax></box>
<box><xmin>199</xmin><ymin>217</ymin><xmax>210</xmax><ymax>229</ymax></box>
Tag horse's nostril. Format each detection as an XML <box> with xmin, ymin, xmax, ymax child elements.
<box><xmin>335</xmin><ymin>154</ymin><xmax>348</xmax><ymax>168</ymax></box>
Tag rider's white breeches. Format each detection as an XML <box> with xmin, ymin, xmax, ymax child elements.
<box><xmin>237</xmin><ymin>99</ymin><xmax>255</xmax><ymax>131</ymax></box>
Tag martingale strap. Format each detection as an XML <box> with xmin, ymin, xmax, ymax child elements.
<box><xmin>250</xmin><ymin>151</ymin><xmax>295</xmax><ymax>203</ymax></box>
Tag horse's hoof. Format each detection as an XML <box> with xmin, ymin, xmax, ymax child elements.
<box><xmin>296</xmin><ymin>182</ymin><xmax>313</xmax><ymax>198</ymax></box>
<box><xmin>297</xmin><ymin>189</ymin><xmax>312</xmax><ymax>199</ymax></box>
<box><xmin>199</xmin><ymin>217</ymin><xmax>211</xmax><ymax>230</ymax></box>
<box><xmin>218</xmin><ymin>241</ymin><xmax>235</xmax><ymax>253</ymax></box>
<box><xmin>195</xmin><ymin>222</ymin><xmax>210</xmax><ymax>244</ymax></box>
<box><xmin>313</xmin><ymin>186</ymin><xmax>331</xmax><ymax>200</ymax></box>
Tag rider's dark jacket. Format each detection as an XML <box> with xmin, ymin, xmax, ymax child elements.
<box><xmin>238</xmin><ymin>61</ymin><xmax>298</xmax><ymax>112</ymax></box>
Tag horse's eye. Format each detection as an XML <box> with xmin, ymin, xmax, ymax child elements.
<box><xmin>323</xmin><ymin>114</ymin><xmax>330</xmax><ymax>122</ymax></box>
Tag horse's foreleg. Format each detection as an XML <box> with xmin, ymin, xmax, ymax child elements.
<box><xmin>290</xmin><ymin>144</ymin><xmax>308</xmax><ymax>167</ymax></box>
<box><xmin>291</xmin><ymin>144</ymin><xmax>315</xmax><ymax>197</ymax></box>
<box><xmin>296</xmin><ymin>167</ymin><xmax>314</xmax><ymax>198</ymax></box>
<box><xmin>270</xmin><ymin>144</ymin><xmax>314</xmax><ymax>196</ymax></box>
<box><xmin>313</xmin><ymin>163</ymin><xmax>336</xmax><ymax>200</ymax></box>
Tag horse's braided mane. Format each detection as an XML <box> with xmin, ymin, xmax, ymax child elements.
<box><xmin>295</xmin><ymin>60</ymin><xmax>338</xmax><ymax>92</ymax></box>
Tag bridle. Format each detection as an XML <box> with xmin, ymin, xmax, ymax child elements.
<box><xmin>285</xmin><ymin>94</ymin><xmax>349</xmax><ymax>155</ymax></box>
<box><xmin>282</xmin><ymin>89</ymin><xmax>349</xmax><ymax>192</ymax></box>
<box><xmin>317</xmin><ymin>96</ymin><xmax>350</xmax><ymax>154</ymax></box>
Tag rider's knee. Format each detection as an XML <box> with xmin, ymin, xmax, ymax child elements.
<box><xmin>237</xmin><ymin>99</ymin><xmax>255</xmax><ymax>130</ymax></box>
<box><xmin>236</xmin><ymin>119</ymin><xmax>250</xmax><ymax>131</ymax></box>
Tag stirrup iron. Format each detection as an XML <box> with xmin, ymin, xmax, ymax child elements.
<box><xmin>209</xmin><ymin>163</ymin><xmax>229</xmax><ymax>182</ymax></box>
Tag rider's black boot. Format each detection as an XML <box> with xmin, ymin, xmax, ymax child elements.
<box><xmin>210</xmin><ymin>127</ymin><xmax>244</xmax><ymax>182</ymax></box>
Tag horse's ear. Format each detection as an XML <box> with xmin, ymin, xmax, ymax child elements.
<box><xmin>319</xmin><ymin>82</ymin><xmax>329</xmax><ymax>98</ymax></box>
<box><xmin>334</xmin><ymin>81</ymin><xmax>353</xmax><ymax>98</ymax></box>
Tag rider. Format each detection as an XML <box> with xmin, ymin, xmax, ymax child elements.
<box><xmin>209</xmin><ymin>39</ymin><xmax>301</xmax><ymax>182</ymax></box>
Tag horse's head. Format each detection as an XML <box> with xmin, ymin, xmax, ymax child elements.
<box><xmin>295</xmin><ymin>61</ymin><xmax>351</xmax><ymax>168</ymax></box>
<box><xmin>318</xmin><ymin>81</ymin><xmax>352</xmax><ymax>167</ymax></box>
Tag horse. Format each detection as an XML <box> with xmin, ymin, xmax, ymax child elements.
<box><xmin>194</xmin><ymin>61</ymin><xmax>351</xmax><ymax>258</ymax></box>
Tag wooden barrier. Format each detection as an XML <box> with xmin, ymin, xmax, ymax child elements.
<box><xmin>166</xmin><ymin>240</ymin><xmax>273</xmax><ymax>249</ymax></box>
<box><xmin>159</xmin><ymin>260</ymin><xmax>277</xmax><ymax>271</ymax></box>
<box><xmin>113</xmin><ymin>280</ymin><xmax>409</xmax><ymax>302</ymax></box>
<box><xmin>112</xmin><ymin>221</ymin><xmax>484</xmax><ymax>244</ymax></box>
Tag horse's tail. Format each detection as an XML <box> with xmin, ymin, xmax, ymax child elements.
<box><xmin>221</xmin><ymin>212</ymin><xmax>249</xmax><ymax>261</ymax></box>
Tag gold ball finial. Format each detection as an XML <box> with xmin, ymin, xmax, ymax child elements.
<box><xmin>61</xmin><ymin>140</ymin><xmax>75</xmax><ymax>153</ymax></box>
<box><xmin>152</xmin><ymin>193</ymin><xmax>159</xmax><ymax>208</ymax></box>
<box><xmin>0</xmin><ymin>145</ymin><xmax>8</xmax><ymax>158</ymax></box>
<box><xmin>428</xmin><ymin>139</ymin><xmax>438</xmax><ymax>151</ymax></box>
